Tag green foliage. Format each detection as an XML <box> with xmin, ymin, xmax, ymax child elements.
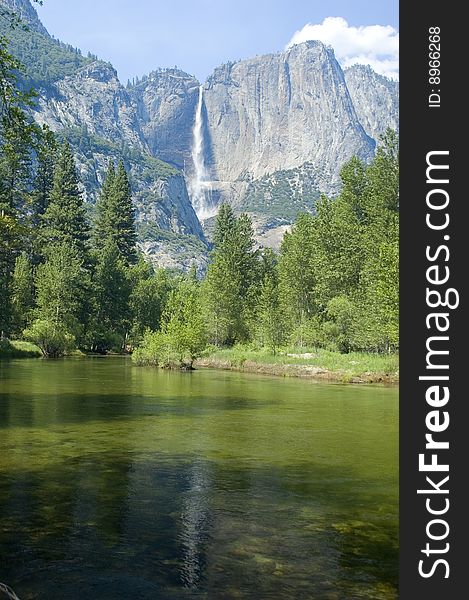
<box><xmin>23</xmin><ymin>319</ymin><xmax>75</xmax><ymax>358</ymax></box>
<box><xmin>203</xmin><ymin>205</ymin><xmax>259</xmax><ymax>345</ymax></box>
<box><xmin>93</xmin><ymin>158</ymin><xmax>138</xmax><ymax>266</ymax></box>
<box><xmin>163</xmin><ymin>277</ymin><xmax>207</xmax><ymax>366</ymax></box>
<box><xmin>132</xmin><ymin>330</ymin><xmax>176</xmax><ymax>367</ymax></box>
<box><xmin>88</xmin><ymin>240</ymin><xmax>131</xmax><ymax>352</ymax></box>
<box><xmin>134</xmin><ymin>275</ymin><xmax>207</xmax><ymax>368</ymax></box>
<box><xmin>129</xmin><ymin>261</ymin><xmax>172</xmax><ymax>342</ymax></box>
<box><xmin>241</xmin><ymin>162</ymin><xmax>320</xmax><ymax>220</ymax></box>
<box><xmin>0</xmin><ymin>338</ymin><xmax>41</xmax><ymax>358</ymax></box>
<box><xmin>11</xmin><ymin>251</ymin><xmax>34</xmax><ymax>334</ymax></box>
<box><xmin>93</xmin><ymin>159</ymin><xmax>115</xmax><ymax>247</ymax></box>
<box><xmin>256</xmin><ymin>273</ymin><xmax>285</xmax><ymax>354</ymax></box>
<box><xmin>0</xmin><ymin>34</ymin><xmax>51</xmax><ymax>336</ymax></box>
<box><xmin>30</xmin><ymin>128</ymin><xmax>57</xmax><ymax>231</ymax></box>
<box><xmin>277</xmin><ymin>131</ymin><xmax>399</xmax><ymax>353</ymax></box>
<box><xmin>41</xmin><ymin>141</ymin><xmax>90</xmax><ymax>260</ymax></box>
<box><xmin>203</xmin><ymin>345</ymin><xmax>399</xmax><ymax>381</ymax></box>
<box><xmin>278</xmin><ymin>213</ymin><xmax>318</xmax><ymax>335</ymax></box>
<box><xmin>34</xmin><ymin>242</ymin><xmax>87</xmax><ymax>340</ymax></box>
<box><xmin>59</xmin><ymin>127</ymin><xmax>178</xmax><ymax>180</ymax></box>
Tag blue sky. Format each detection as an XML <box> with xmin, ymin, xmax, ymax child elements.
<box><xmin>36</xmin><ymin>0</ymin><xmax>399</xmax><ymax>83</ymax></box>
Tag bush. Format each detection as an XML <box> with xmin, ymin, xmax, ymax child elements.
<box><xmin>132</xmin><ymin>330</ymin><xmax>179</xmax><ymax>367</ymax></box>
<box><xmin>23</xmin><ymin>320</ymin><xmax>75</xmax><ymax>358</ymax></box>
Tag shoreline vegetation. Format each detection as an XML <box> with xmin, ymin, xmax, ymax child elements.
<box><xmin>0</xmin><ymin>340</ymin><xmax>398</xmax><ymax>384</ymax></box>
<box><xmin>195</xmin><ymin>347</ymin><xmax>399</xmax><ymax>384</ymax></box>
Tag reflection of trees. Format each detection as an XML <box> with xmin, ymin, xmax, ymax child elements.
<box><xmin>179</xmin><ymin>461</ymin><xmax>212</xmax><ymax>588</ymax></box>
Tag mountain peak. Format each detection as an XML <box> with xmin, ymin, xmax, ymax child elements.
<box><xmin>0</xmin><ymin>0</ymin><xmax>48</xmax><ymax>35</ymax></box>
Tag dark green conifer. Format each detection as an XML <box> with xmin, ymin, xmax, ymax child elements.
<box><xmin>41</xmin><ymin>141</ymin><xmax>89</xmax><ymax>260</ymax></box>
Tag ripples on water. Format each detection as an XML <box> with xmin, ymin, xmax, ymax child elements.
<box><xmin>0</xmin><ymin>358</ymin><xmax>398</xmax><ymax>599</ymax></box>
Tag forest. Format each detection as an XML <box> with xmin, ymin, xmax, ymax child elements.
<box><xmin>0</xmin><ymin>29</ymin><xmax>399</xmax><ymax>366</ymax></box>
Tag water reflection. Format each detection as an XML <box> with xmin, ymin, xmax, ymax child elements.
<box><xmin>0</xmin><ymin>358</ymin><xmax>398</xmax><ymax>599</ymax></box>
<box><xmin>179</xmin><ymin>461</ymin><xmax>212</xmax><ymax>589</ymax></box>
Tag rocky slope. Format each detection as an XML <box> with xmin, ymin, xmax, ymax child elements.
<box><xmin>33</xmin><ymin>62</ymin><xmax>147</xmax><ymax>149</ymax></box>
<box><xmin>344</xmin><ymin>64</ymin><xmax>399</xmax><ymax>142</ymax></box>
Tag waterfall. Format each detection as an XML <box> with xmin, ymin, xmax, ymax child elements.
<box><xmin>189</xmin><ymin>86</ymin><xmax>216</xmax><ymax>220</ymax></box>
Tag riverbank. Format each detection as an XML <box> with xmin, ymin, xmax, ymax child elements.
<box><xmin>195</xmin><ymin>347</ymin><xmax>399</xmax><ymax>384</ymax></box>
<box><xmin>1</xmin><ymin>340</ymin><xmax>399</xmax><ymax>384</ymax></box>
<box><xmin>0</xmin><ymin>340</ymin><xmax>42</xmax><ymax>359</ymax></box>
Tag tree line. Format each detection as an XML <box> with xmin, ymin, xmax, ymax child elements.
<box><xmin>1</xmin><ymin>33</ymin><xmax>398</xmax><ymax>362</ymax></box>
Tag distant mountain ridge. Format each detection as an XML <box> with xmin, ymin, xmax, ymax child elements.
<box><xmin>0</xmin><ymin>0</ymin><xmax>399</xmax><ymax>269</ymax></box>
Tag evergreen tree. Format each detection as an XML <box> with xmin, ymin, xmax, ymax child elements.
<box><xmin>111</xmin><ymin>161</ymin><xmax>137</xmax><ymax>264</ymax></box>
<box><xmin>41</xmin><ymin>141</ymin><xmax>89</xmax><ymax>260</ymax></box>
<box><xmin>30</xmin><ymin>129</ymin><xmax>57</xmax><ymax>230</ymax></box>
<box><xmin>92</xmin><ymin>160</ymin><xmax>136</xmax><ymax>265</ymax></box>
<box><xmin>0</xmin><ymin>38</ymin><xmax>39</xmax><ymax>219</ymax></box>
<box><xmin>212</xmin><ymin>203</ymin><xmax>237</xmax><ymax>247</ymax></box>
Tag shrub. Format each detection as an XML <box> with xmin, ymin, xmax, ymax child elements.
<box><xmin>133</xmin><ymin>331</ymin><xmax>179</xmax><ymax>368</ymax></box>
<box><xmin>23</xmin><ymin>320</ymin><xmax>75</xmax><ymax>358</ymax></box>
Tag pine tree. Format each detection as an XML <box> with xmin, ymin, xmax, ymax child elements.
<box><xmin>111</xmin><ymin>161</ymin><xmax>137</xmax><ymax>265</ymax></box>
<box><xmin>212</xmin><ymin>203</ymin><xmax>236</xmax><ymax>247</ymax></box>
<box><xmin>93</xmin><ymin>160</ymin><xmax>136</xmax><ymax>265</ymax></box>
<box><xmin>31</xmin><ymin>130</ymin><xmax>57</xmax><ymax>230</ymax></box>
<box><xmin>41</xmin><ymin>141</ymin><xmax>89</xmax><ymax>260</ymax></box>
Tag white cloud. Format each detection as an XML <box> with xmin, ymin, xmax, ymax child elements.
<box><xmin>286</xmin><ymin>17</ymin><xmax>399</xmax><ymax>80</ymax></box>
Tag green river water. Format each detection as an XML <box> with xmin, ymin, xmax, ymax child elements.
<box><xmin>0</xmin><ymin>357</ymin><xmax>398</xmax><ymax>599</ymax></box>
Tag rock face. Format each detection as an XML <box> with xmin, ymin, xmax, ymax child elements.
<box><xmin>344</xmin><ymin>64</ymin><xmax>399</xmax><ymax>142</ymax></box>
<box><xmin>134</xmin><ymin>173</ymin><xmax>202</xmax><ymax>237</ymax></box>
<box><xmin>203</xmin><ymin>42</ymin><xmax>375</xmax><ymax>193</ymax></box>
<box><xmin>33</xmin><ymin>62</ymin><xmax>147</xmax><ymax>150</ymax></box>
<box><xmin>130</xmin><ymin>69</ymin><xmax>199</xmax><ymax>170</ymax></box>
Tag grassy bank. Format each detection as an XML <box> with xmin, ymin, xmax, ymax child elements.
<box><xmin>195</xmin><ymin>346</ymin><xmax>399</xmax><ymax>384</ymax></box>
<box><xmin>0</xmin><ymin>339</ymin><xmax>42</xmax><ymax>359</ymax></box>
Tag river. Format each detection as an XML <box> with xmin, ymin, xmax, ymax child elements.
<box><xmin>0</xmin><ymin>357</ymin><xmax>398</xmax><ymax>599</ymax></box>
